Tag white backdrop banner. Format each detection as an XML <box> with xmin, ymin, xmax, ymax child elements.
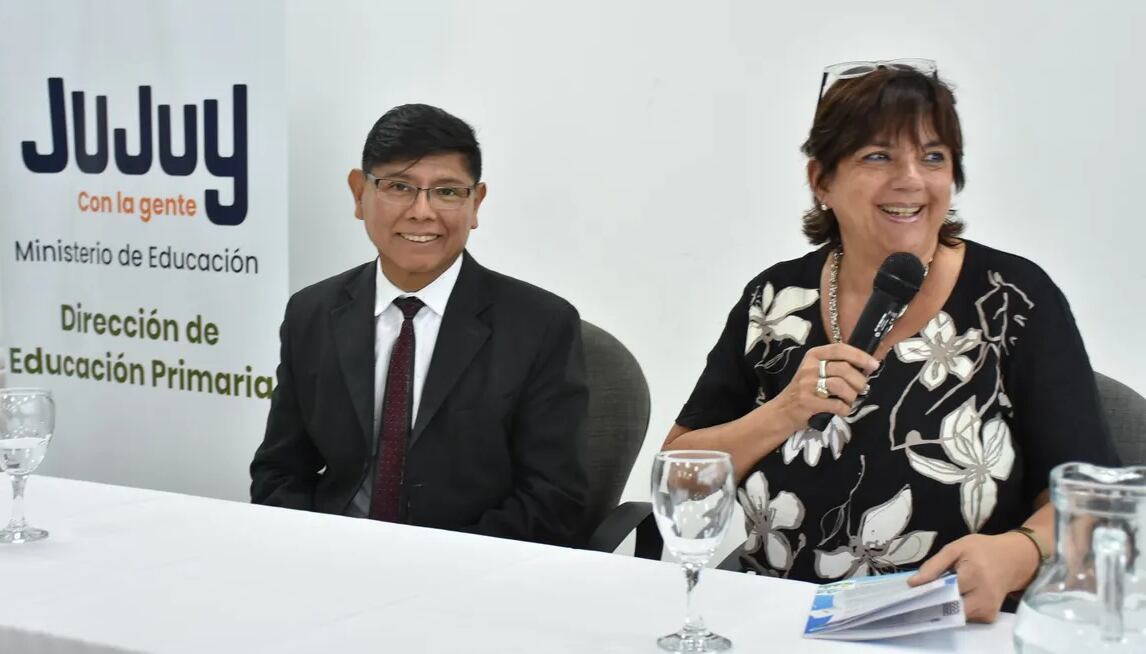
<box><xmin>0</xmin><ymin>0</ymin><xmax>286</xmax><ymax>500</ymax></box>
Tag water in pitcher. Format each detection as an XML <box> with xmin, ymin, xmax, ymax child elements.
<box><xmin>1015</xmin><ymin>592</ymin><xmax>1146</xmax><ymax>653</ymax></box>
<box><xmin>1013</xmin><ymin>463</ymin><xmax>1146</xmax><ymax>654</ymax></box>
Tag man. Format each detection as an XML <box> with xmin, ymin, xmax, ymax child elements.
<box><xmin>251</xmin><ymin>104</ymin><xmax>589</xmax><ymax>546</ymax></box>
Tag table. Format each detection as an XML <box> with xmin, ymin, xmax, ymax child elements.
<box><xmin>0</xmin><ymin>477</ymin><xmax>1015</xmax><ymax>653</ymax></box>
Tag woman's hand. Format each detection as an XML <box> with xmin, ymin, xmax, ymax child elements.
<box><xmin>768</xmin><ymin>343</ymin><xmax>879</xmax><ymax>434</ymax></box>
<box><xmin>908</xmin><ymin>532</ymin><xmax>1041</xmax><ymax>622</ymax></box>
<box><xmin>662</xmin><ymin>344</ymin><xmax>878</xmax><ymax>484</ymax></box>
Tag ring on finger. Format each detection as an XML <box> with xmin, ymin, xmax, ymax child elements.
<box><xmin>815</xmin><ymin>376</ymin><xmax>831</xmax><ymax>399</ymax></box>
<box><xmin>818</xmin><ymin>359</ymin><xmax>829</xmax><ymax>379</ymax></box>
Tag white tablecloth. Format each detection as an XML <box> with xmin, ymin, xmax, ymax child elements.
<box><xmin>0</xmin><ymin>477</ymin><xmax>1015</xmax><ymax>653</ymax></box>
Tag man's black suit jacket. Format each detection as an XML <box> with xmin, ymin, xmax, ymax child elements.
<box><xmin>250</xmin><ymin>251</ymin><xmax>589</xmax><ymax>546</ymax></box>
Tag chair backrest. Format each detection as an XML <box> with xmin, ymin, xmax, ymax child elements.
<box><xmin>580</xmin><ymin>320</ymin><xmax>651</xmax><ymax>538</ymax></box>
<box><xmin>1096</xmin><ymin>371</ymin><xmax>1146</xmax><ymax>465</ymax></box>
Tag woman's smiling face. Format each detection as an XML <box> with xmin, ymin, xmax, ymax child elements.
<box><xmin>818</xmin><ymin>122</ymin><xmax>954</xmax><ymax>262</ymax></box>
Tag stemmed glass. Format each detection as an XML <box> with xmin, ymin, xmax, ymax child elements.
<box><xmin>0</xmin><ymin>388</ymin><xmax>55</xmax><ymax>543</ymax></box>
<box><xmin>651</xmin><ymin>450</ymin><xmax>736</xmax><ymax>652</ymax></box>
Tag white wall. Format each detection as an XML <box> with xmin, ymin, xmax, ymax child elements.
<box><xmin>286</xmin><ymin>0</ymin><xmax>1146</xmax><ymax>553</ymax></box>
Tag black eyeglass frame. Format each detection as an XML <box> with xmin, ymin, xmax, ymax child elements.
<box><xmin>363</xmin><ymin>172</ymin><xmax>478</xmax><ymax>208</ymax></box>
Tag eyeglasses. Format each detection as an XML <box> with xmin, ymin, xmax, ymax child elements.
<box><xmin>364</xmin><ymin>172</ymin><xmax>476</xmax><ymax>210</ymax></box>
<box><xmin>816</xmin><ymin>58</ymin><xmax>938</xmax><ymax>110</ymax></box>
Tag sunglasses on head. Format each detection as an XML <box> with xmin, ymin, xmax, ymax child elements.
<box><xmin>816</xmin><ymin>58</ymin><xmax>938</xmax><ymax>111</ymax></box>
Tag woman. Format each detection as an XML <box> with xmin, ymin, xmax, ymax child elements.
<box><xmin>665</xmin><ymin>59</ymin><xmax>1120</xmax><ymax>622</ymax></box>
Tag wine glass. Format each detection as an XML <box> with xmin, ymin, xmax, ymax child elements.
<box><xmin>651</xmin><ymin>450</ymin><xmax>736</xmax><ymax>652</ymax></box>
<box><xmin>0</xmin><ymin>388</ymin><xmax>55</xmax><ymax>543</ymax></box>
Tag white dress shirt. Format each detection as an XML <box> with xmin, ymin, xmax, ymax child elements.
<box><xmin>349</xmin><ymin>254</ymin><xmax>463</xmax><ymax>518</ymax></box>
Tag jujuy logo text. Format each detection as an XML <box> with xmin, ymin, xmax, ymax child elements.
<box><xmin>21</xmin><ymin>78</ymin><xmax>249</xmax><ymax>226</ymax></box>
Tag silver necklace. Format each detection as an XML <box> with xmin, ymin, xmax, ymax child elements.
<box><xmin>828</xmin><ymin>248</ymin><xmax>929</xmax><ymax>344</ymax></box>
<box><xmin>828</xmin><ymin>248</ymin><xmax>844</xmax><ymax>344</ymax></box>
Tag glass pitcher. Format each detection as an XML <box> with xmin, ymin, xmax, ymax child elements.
<box><xmin>1014</xmin><ymin>463</ymin><xmax>1146</xmax><ymax>653</ymax></box>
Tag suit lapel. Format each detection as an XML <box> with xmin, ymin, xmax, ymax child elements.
<box><xmin>411</xmin><ymin>251</ymin><xmax>492</xmax><ymax>446</ymax></box>
<box><xmin>331</xmin><ymin>263</ymin><xmax>377</xmax><ymax>447</ymax></box>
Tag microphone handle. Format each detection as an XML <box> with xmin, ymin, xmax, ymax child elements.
<box><xmin>807</xmin><ymin>289</ymin><xmax>906</xmax><ymax>432</ymax></box>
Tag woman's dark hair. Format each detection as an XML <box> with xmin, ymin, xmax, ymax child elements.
<box><xmin>801</xmin><ymin>67</ymin><xmax>965</xmax><ymax>247</ymax></box>
<box><xmin>361</xmin><ymin>103</ymin><xmax>481</xmax><ymax>182</ymax></box>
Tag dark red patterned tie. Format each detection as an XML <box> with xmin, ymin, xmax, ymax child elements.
<box><xmin>370</xmin><ymin>296</ymin><xmax>424</xmax><ymax>522</ymax></box>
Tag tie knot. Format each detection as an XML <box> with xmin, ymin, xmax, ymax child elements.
<box><xmin>393</xmin><ymin>296</ymin><xmax>424</xmax><ymax>320</ymax></box>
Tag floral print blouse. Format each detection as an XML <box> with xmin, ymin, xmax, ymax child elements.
<box><xmin>676</xmin><ymin>240</ymin><xmax>1119</xmax><ymax>580</ymax></box>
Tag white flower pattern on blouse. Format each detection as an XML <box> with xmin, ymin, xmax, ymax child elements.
<box><xmin>731</xmin><ymin>256</ymin><xmax>1044</xmax><ymax>580</ymax></box>
<box><xmin>715</xmin><ymin>251</ymin><xmax>1081</xmax><ymax>584</ymax></box>
<box><xmin>745</xmin><ymin>283</ymin><xmax>818</xmax><ymax>356</ymax></box>
<box><xmin>813</xmin><ymin>485</ymin><xmax>937</xmax><ymax>579</ymax></box>
<box><xmin>905</xmin><ymin>397</ymin><xmax>1016</xmax><ymax>532</ymax></box>
<box><xmin>739</xmin><ymin>471</ymin><xmax>805</xmax><ymax>572</ymax></box>
<box><xmin>782</xmin><ymin>405</ymin><xmax>878</xmax><ymax>467</ymax></box>
<box><xmin>893</xmin><ymin>311</ymin><xmax>982</xmax><ymax>391</ymax></box>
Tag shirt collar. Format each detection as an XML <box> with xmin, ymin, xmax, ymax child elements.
<box><xmin>374</xmin><ymin>254</ymin><xmax>463</xmax><ymax>318</ymax></box>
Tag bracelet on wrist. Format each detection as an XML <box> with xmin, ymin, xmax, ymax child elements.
<box><xmin>1008</xmin><ymin>526</ymin><xmax>1050</xmax><ymax>564</ymax></box>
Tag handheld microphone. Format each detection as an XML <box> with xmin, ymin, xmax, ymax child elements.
<box><xmin>807</xmin><ymin>252</ymin><xmax>925</xmax><ymax>432</ymax></box>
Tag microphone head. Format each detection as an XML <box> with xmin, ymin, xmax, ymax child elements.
<box><xmin>874</xmin><ymin>252</ymin><xmax>925</xmax><ymax>303</ymax></box>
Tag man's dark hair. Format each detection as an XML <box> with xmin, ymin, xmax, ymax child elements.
<box><xmin>361</xmin><ymin>104</ymin><xmax>481</xmax><ymax>182</ymax></box>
